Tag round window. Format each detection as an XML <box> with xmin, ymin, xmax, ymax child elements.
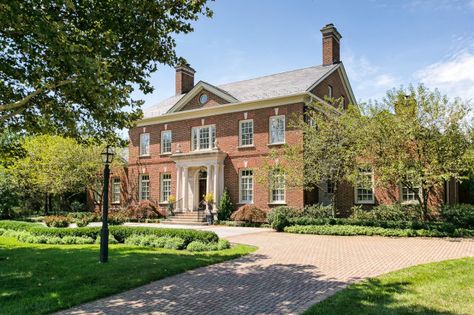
<box><xmin>199</xmin><ymin>94</ymin><xmax>208</xmax><ymax>104</ymax></box>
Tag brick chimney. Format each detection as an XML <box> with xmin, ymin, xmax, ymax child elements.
<box><xmin>320</xmin><ymin>23</ymin><xmax>342</xmax><ymax>66</ymax></box>
<box><xmin>175</xmin><ymin>64</ymin><xmax>195</xmax><ymax>95</ymax></box>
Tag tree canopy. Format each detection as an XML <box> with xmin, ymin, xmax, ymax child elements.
<box><xmin>0</xmin><ymin>0</ymin><xmax>212</xmax><ymax>143</ymax></box>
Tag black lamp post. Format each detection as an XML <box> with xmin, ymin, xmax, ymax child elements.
<box><xmin>100</xmin><ymin>145</ymin><xmax>114</xmax><ymax>263</ymax></box>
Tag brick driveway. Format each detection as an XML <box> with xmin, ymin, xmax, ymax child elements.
<box><xmin>59</xmin><ymin>231</ymin><xmax>474</xmax><ymax>315</ymax></box>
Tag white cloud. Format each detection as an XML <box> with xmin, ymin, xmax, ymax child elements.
<box><xmin>343</xmin><ymin>50</ymin><xmax>400</xmax><ymax>102</ymax></box>
<box><xmin>416</xmin><ymin>51</ymin><xmax>474</xmax><ymax>101</ymax></box>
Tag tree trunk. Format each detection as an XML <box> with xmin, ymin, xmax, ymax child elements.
<box><xmin>44</xmin><ymin>193</ymin><xmax>49</xmax><ymax>215</ymax></box>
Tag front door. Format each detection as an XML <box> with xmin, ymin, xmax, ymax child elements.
<box><xmin>198</xmin><ymin>170</ymin><xmax>207</xmax><ymax>210</ymax></box>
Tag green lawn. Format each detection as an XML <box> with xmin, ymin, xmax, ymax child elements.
<box><xmin>304</xmin><ymin>257</ymin><xmax>474</xmax><ymax>315</ymax></box>
<box><xmin>0</xmin><ymin>236</ymin><xmax>255</xmax><ymax>315</ymax></box>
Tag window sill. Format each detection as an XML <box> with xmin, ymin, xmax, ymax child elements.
<box><xmin>354</xmin><ymin>201</ymin><xmax>375</xmax><ymax>205</ymax></box>
<box><xmin>111</xmin><ymin>202</ymin><xmax>121</xmax><ymax>205</ymax></box>
<box><xmin>401</xmin><ymin>200</ymin><xmax>420</xmax><ymax>205</ymax></box>
<box><xmin>238</xmin><ymin>145</ymin><xmax>255</xmax><ymax>149</ymax></box>
<box><xmin>139</xmin><ymin>154</ymin><xmax>150</xmax><ymax>158</ymax></box>
<box><xmin>160</xmin><ymin>152</ymin><xmax>172</xmax><ymax>156</ymax></box>
<box><xmin>237</xmin><ymin>201</ymin><xmax>254</xmax><ymax>205</ymax></box>
<box><xmin>159</xmin><ymin>201</ymin><xmax>169</xmax><ymax>205</ymax></box>
<box><xmin>267</xmin><ymin>142</ymin><xmax>285</xmax><ymax>147</ymax></box>
<box><xmin>268</xmin><ymin>202</ymin><xmax>287</xmax><ymax>205</ymax></box>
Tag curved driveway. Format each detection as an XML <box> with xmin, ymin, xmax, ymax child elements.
<box><xmin>59</xmin><ymin>228</ymin><xmax>474</xmax><ymax>315</ymax></box>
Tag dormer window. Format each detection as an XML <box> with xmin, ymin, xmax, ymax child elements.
<box><xmin>192</xmin><ymin>125</ymin><xmax>216</xmax><ymax>151</ymax></box>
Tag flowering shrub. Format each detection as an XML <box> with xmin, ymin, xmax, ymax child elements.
<box><xmin>44</xmin><ymin>215</ymin><xmax>70</xmax><ymax>228</ymax></box>
<box><xmin>230</xmin><ymin>205</ymin><xmax>267</xmax><ymax>223</ymax></box>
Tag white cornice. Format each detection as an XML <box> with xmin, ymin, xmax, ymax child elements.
<box><xmin>136</xmin><ymin>93</ymin><xmax>310</xmax><ymax>127</ymax></box>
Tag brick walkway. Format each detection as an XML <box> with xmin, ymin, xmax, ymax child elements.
<box><xmin>59</xmin><ymin>231</ymin><xmax>474</xmax><ymax>315</ymax></box>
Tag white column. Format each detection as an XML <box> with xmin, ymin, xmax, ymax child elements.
<box><xmin>213</xmin><ymin>164</ymin><xmax>218</xmax><ymax>209</ymax></box>
<box><xmin>183</xmin><ymin>167</ymin><xmax>189</xmax><ymax>211</ymax></box>
<box><xmin>175</xmin><ymin>166</ymin><xmax>181</xmax><ymax>211</ymax></box>
<box><xmin>206</xmin><ymin>165</ymin><xmax>211</xmax><ymax>195</ymax></box>
<box><xmin>219</xmin><ymin>164</ymin><xmax>225</xmax><ymax>202</ymax></box>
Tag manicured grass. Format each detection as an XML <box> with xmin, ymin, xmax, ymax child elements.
<box><xmin>304</xmin><ymin>257</ymin><xmax>474</xmax><ymax>315</ymax></box>
<box><xmin>0</xmin><ymin>236</ymin><xmax>255</xmax><ymax>315</ymax></box>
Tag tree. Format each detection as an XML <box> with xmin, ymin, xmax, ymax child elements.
<box><xmin>9</xmin><ymin>135</ymin><xmax>122</xmax><ymax>213</ymax></box>
<box><xmin>257</xmin><ymin>99</ymin><xmax>365</xmax><ymax>216</ymax></box>
<box><xmin>0</xmin><ymin>1</ymin><xmax>212</xmax><ymax>143</ymax></box>
<box><xmin>362</xmin><ymin>85</ymin><xmax>472</xmax><ymax>218</ymax></box>
<box><xmin>218</xmin><ymin>187</ymin><xmax>233</xmax><ymax>221</ymax></box>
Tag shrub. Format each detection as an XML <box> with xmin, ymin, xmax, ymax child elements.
<box><xmin>124</xmin><ymin>235</ymin><xmax>185</xmax><ymax>249</ymax></box>
<box><xmin>186</xmin><ymin>240</ymin><xmax>215</xmax><ymax>252</ymax></box>
<box><xmin>217</xmin><ymin>239</ymin><xmax>231</xmax><ymax>250</ymax></box>
<box><xmin>230</xmin><ymin>205</ymin><xmax>266</xmax><ymax>223</ymax></box>
<box><xmin>0</xmin><ymin>220</ymin><xmax>42</xmax><ymax>231</ymax></box>
<box><xmin>124</xmin><ymin>200</ymin><xmax>166</xmax><ymax>221</ymax></box>
<box><xmin>109</xmin><ymin>226</ymin><xmax>218</xmax><ymax>246</ymax></box>
<box><xmin>44</xmin><ymin>215</ymin><xmax>70</xmax><ymax>228</ymax></box>
<box><xmin>107</xmin><ymin>210</ymin><xmax>128</xmax><ymax>225</ymax></box>
<box><xmin>284</xmin><ymin>224</ymin><xmax>474</xmax><ymax>238</ymax></box>
<box><xmin>303</xmin><ymin>204</ymin><xmax>334</xmax><ymax>219</ymax></box>
<box><xmin>218</xmin><ymin>188</ymin><xmax>234</xmax><ymax>221</ymax></box>
<box><xmin>60</xmin><ymin>236</ymin><xmax>95</xmax><ymax>244</ymax></box>
<box><xmin>350</xmin><ymin>204</ymin><xmax>423</xmax><ymax>222</ymax></box>
<box><xmin>95</xmin><ymin>234</ymin><xmax>119</xmax><ymax>244</ymax></box>
<box><xmin>440</xmin><ymin>204</ymin><xmax>474</xmax><ymax>228</ymax></box>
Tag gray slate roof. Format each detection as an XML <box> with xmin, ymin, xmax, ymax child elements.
<box><xmin>143</xmin><ymin>64</ymin><xmax>338</xmax><ymax>118</ymax></box>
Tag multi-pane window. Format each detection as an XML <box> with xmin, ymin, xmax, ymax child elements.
<box><xmin>270</xmin><ymin>169</ymin><xmax>285</xmax><ymax>203</ymax></box>
<box><xmin>239</xmin><ymin>120</ymin><xmax>254</xmax><ymax>146</ymax></box>
<box><xmin>139</xmin><ymin>174</ymin><xmax>150</xmax><ymax>200</ymax></box>
<box><xmin>239</xmin><ymin>169</ymin><xmax>253</xmax><ymax>203</ymax></box>
<box><xmin>111</xmin><ymin>178</ymin><xmax>121</xmax><ymax>204</ymax></box>
<box><xmin>269</xmin><ymin>115</ymin><xmax>285</xmax><ymax>144</ymax></box>
<box><xmin>326</xmin><ymin>180</ymin><xmax>334</xmax><ymax>194</ymax></box>
<box><xmin>355</xmin><ymin>167</ymin><xmax>374</xmax><ymax>204</ymax></box>
<box><xmin>192</xmin><ymin>125</ymin><xmax>216</xmax><ymax>151</ymax></box>
<box><xmin>161</xmin><ymin>173</ymin><xmax>171</xmax><ymax>202</ymax></box>
<box><xmin>401</xmin><ymin>186</ymin><xmax>420</xmax><ymax>203</ymax></box>
<box><xmin>161</xmin><ymin>130</ymin><xmax>172</xmax><ymax>154</ymax></box>
<box><xmin>139</xmin><ymin>133</ymin><xmax>150</xmax><ymax>156</ymax></box>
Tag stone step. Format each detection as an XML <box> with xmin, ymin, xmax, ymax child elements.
<box><xmin>163</xmin><ymin>220</ymin><xmax>208</xmax><ymax>226</ymax></box>
<box><xmin>166</xmin><ymin>216</ymin><xmax>206</xmax><ymax>222</ymax></box>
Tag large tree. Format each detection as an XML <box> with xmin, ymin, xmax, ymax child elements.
<box><xmin>0</xmin><ymin>0</ymin><xmax>212</xmax><ymax>143</ymax></box>
<box><xmin>363</xmin><ymin>85</ymin><xmax>472</xmax><ymax>218</ymax></box>
<box><xmin>9</xmin><ymin>135</ymin><xmax>122</xmax><ymax>213</ymax></box>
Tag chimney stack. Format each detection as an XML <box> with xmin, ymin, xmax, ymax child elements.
<box><xmin>175</xmin><ymin>63</ymin><xmax>195</xmax><ymax>95</ymax></box>
<box><xmin>320</xmin><ymin>23</ymin><xmax>342</xmax><ymax>66</ymax></box>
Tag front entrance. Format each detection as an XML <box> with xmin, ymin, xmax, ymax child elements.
<box><xmin>198</xmin><ymin>170</ymin><xmax>207</xmax><ymax>210</ymax></box>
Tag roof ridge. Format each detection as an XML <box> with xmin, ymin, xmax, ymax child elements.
<box><xmin>217</xmin><ymin>64</ymin><xmax>335</xmax><ymax>87</ymax></box>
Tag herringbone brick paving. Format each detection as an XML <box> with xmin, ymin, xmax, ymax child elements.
<box><xmin>58</xmin><ymin>230</ymin><xmax>474</xmax><ymax>315</ymax></box>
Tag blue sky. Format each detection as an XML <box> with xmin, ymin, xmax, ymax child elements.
<box><xmin>133</xmin><ymin>0</ymin><xmax>474</xmax><ymax>108</ymax></box>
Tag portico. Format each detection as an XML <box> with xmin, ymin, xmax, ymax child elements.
<box><xmin>171</xmin><ymin>149</ymin><xmax>227</xmax><ymax>212</ymax></box>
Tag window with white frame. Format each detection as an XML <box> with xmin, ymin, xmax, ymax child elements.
<box><xmin>161</xmin><ymin>130</ymin><xmax>172</xmax><ymax>154</ymax></box>
<box><xmin>269</xmin><ymin>115</ymin><xmax>285</xmax><ymax>144</ymax></box>
<box><xmin>326</xmin><ymin>180</ymin><xmax>334</xmax><ymax>194</ymax></box>
<box><xmin>160</xmin><ymin>173</ymin><xmax>171</xmax><ymax>202</ymax></box>
<box><xmin>239</xmin><ymin>119</ymin><xmax>254</xmax><ymax>146</ymax></box>
<box><xmin>139</xmin><ymin>174</ymin><xmax>150</xmax><ymax>200</ymax></box>
<box><xmin>355</xmin><ymin>167</ymin><xmax>374</xmax><ymax>204</ymax></box>
<box><xmin>270</xmin><ymin>169</ymin><xmax>285</xmax><ymax>203</ymax></box>
<box><xmin>111</xmin><ymin>178</ymin><xmax>121</xmax><ymax>204</ymax></box>
<box><xmin>139</xmin><ymin>133</ymin><xmax>150</xmax><ymax>156</ymax></box>
<box><xmin>401</xmin><ymin>186</ymin><xmax>420</xmax><ymax>203</ymax></box>
<box><xmin>328</xmin><ymin>85</ymin><xmax>333</xmax><ymax>98</ymax></box>
<box><xmin>192</xmin><ymin>125</ymin><xmax>216</xmax><ymax>151</ymax></box>
<box><xmin>239</xmin><ymin>169</ymin><xmax>253</xmax><ymax>203</ymax></box>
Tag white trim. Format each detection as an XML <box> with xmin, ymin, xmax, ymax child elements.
<box><xmin>400</xmin><ymin>184</ymin><xmax>421</xmax><ymax>204</ymax></box>
<box><xmin>337</xmin><ymin>63</ymin><xmax>357</xmax><ymax>105</ymax></box>
<box><xmin>168</xmin><ymin>81</ymin><xmax>239</xmax><ymax>113</ymax></box>
<box><xmin>160</xmin><ymin>130</ymin><xmax>172</xmax><ymax>154</ymax></box>
<box><xmin>354</xmin><ymin>168</ymin><xmax>375</xmax><ymax>204</ymax></box>
<box><xmin>191</xmin><ymin>124</ymin><xmax>216</xmax><ymax>151</ymax></box>
<box><xmin>239</xmin><ymin>119</ymin><xmax>254</xmax><ymax>147</ymax></box>
<box><xmin>111</xmin><ymin>178</ymin><xmax>121</xmax><ymax>204</ymax></box>
<box><xmin>269</xmin><ymin>170</ymin><xmax>286</xmax><ymax>204</ymax></box>
<box><xmin>139</xmin><ymin>174</ymin><xmax>150</xmax><ymax>201</ymax></box>
<box><xmin>139</xmin><ymin>133</ymin><xmax>150</xmax><ymax>157</ymax></box>
<box><xmin>239</xmin><ymin>168</ymin><xmax>254</xmax><ymax>204</ymax></box>
<box><xmin>269</xmin><ymin>115</ymin><xmax>286</xmax><ymax>145</ymax></box>
<box><xmin>306</xmin><ymin>64</ymin><xmax>340</xmax><ymax>93</ymax></box>
<box><xmin>138</xmin><ymin>93</ymin><xmax>309</xmax><ymax>127</ymax></box>
<box><xmin>160</xmin><ymin>173</ymin><xmax>172</xmax><ymax>203</ymax></box>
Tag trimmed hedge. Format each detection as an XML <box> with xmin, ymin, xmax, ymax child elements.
<box><xmin>0</xmin><ymin>220</ymin><xmax>219</xmax><ymax>246</ymax></box>
<box><xmin>284</xmin><ymin>224</ymin><xmax>474</xmax><ymax>237</ymax></box>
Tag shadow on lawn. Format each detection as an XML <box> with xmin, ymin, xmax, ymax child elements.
<box><xmin>0</xmin><ymin>243</ymin><xmax>254</xmax><ymax>315</ymax></box>
<box><xmin>305</xmin><ymin>278</ymin><xmax>457</xmax><ymax>315</ymax></box>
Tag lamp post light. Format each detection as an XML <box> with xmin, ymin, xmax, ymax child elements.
<box><xmin>100</xmin><ymin>145</ymin><xmax>115</xmax><ymax>263</ymax></box>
